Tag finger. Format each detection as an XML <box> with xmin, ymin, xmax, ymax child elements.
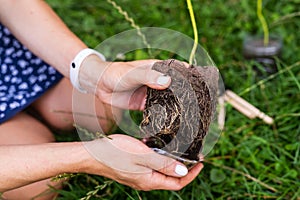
<box><xmin>102</xmin><ymin>86</ymin><xmax>147</xmax><ymax>110</ymax></box>
<box><xmin>136</xmin><ymin>151</ymin><xmax>189</xmax><ymax>178</ymax></box>
<box><xmin>129</xmin><ymin>86</ymin><xmax>147</xmax><ymax>110</ymax></box>
<box><xmin>150</xmin><ymin>163</ymin><xmax>204</xmax><ymax>191</ymax></box>
<box><xmin>158</xmin><ymin>161</ymin><xmax>189</xmax><ymax>178</ymax></box>
<box><xmin>105</xmin><ymin>134</ymin><xmax>188</xmax><ymax>177</ymax></box>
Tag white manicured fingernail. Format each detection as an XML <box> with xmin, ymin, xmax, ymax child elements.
<box><xmin>157</xmin><ymin>75</ymin><xmax>170</xmax><ymax>85</ymax></box>
<box><xmin>175</xmin><ymin>165</ymin><xmax>188</xmax><ymax>176</ymax></box>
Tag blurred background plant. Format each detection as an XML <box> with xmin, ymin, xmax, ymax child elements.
<box><xmin>46</xmin><ymin>0</ymin><xmax>300</xmax><ymax>199</ymax></box>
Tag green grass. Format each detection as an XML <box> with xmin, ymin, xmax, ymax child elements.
<box><xmin>46</xmin><ymin>0</ymin><xmax>300</xmax><ymax>199</ymax></box>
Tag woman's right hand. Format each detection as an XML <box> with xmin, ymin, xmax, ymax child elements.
<box><xmin>83</xmin><ymin>134</ymin><xmax>204</xmax><ymax>191</ymax></box>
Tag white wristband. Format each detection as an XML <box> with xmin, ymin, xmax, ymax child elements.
<box><xmin>70</xmin><ymin>48</ymin><xmax>106</xmax><ymax>93</ymax></box>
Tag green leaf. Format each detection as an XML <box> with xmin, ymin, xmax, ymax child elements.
<box><xmin>210</xmin><ymin>168</ymin><xmax>226</xmax><ymax>183</ymax></box>
<box><xmin>134</xmin><ymin>49</ymin><xmax>150</xmax><ymax>60</ymax></box>
<box><xmin>287</xmin><ymin>169</ymin><xmax>298</xmax><ymax>178</ymax></box>
<box><xmin>275</xmin><ymin>163</ymin><xmax>283</xmax><ymax>173</ymax></box>
<box><xmin>285</xmin><ymin>143</ymin><xmax>298</xmax><ymax>151</ymax></box>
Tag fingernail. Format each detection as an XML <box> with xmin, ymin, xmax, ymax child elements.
<box><xmin>175</xmin><ymin>165</ymin><xmax>188</xmax><ymax>176</ymax></box>
<box><xmin>157</xmin><ymin>75</ymin><xmax>170</xmax><ymax>85</ymax></box>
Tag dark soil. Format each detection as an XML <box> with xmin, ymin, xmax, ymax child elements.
<box><xmin>140</xmin><ymin>59</ymin><xmax>219</xmax><ymax>164</ymax></box>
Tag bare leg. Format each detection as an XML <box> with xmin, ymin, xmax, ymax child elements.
<box><xmin>32</xmin><ymin>78</ymin><xmax>121</xmax><ymax>134</ymax></box>
<box><xmin>1</xmin><ymin>78</ymin><xmax>122</xmax><ymax>199</ymax></box>
<box><xmin>0</xmin><ymin>113</ymin><xmax>61</xmax><ymax>200</ymax></box>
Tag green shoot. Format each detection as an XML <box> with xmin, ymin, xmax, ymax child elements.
<box><xmin>257</xmin><ymin>0</ymin><xmax>269</xmax><ymax>46</ymax></box>
<box><xmin>186</xmin><ymin>0</ymin><xmax>198</xmax><ymax>65</ymax></box>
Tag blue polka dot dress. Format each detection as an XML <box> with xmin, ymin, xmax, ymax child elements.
<box><xmin>0</xmin><ymin>23</ymin><xmax>63</xmax><ymax>123</ymax></box>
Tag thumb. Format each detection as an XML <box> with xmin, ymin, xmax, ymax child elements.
<box><xmin>146</xmin><ymin>70</ymin><xmax>171</xmax><ymax>90</ymax></box>
<box><xmin>126</xmin><ymin>60</ymin><xmax>171</xmax><ymax>90</ymax></box>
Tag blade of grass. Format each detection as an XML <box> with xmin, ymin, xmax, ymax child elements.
<box><xmin>114</xmin><ymin>183</ymin><xmax>138</xmax><ymax>200</ymax></box>
<box><xmin>277</xmin><ymin>58</ymin><xmax>300</xmax><ymax>92</ymax></box>
<box><xmin>239</xmin><ymin>60</ymin><xmax>300</xmax><ymax>96</ymax></box>
<box><xmin>134</xmin><ymin>190</ymin><xmax>142</xmax><ymax>200</ymax></box>
<box><xmin>295</xmin><ymin>142</ymin><xmax>300</xmax><ymax>165</ymax></box>
<box><xmin>275</xmin><ymin>57</ymin><xmax>300</xmax><ymax>87</ymax></box>
<box><xmin>205</xmin><ymin>160</ymin><xmax>278</xmax><ymax>192</ymax></box>
<box><xmin>170</xmin><ymin>191</ymin><xmax>184</xmax><ymax>200</ymax></box>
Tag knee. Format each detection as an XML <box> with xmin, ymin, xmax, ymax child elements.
<box><xmin>2</xmin><ymin>179</ymin><xmax>62</xmax><ymax>200</ymax></box>
<box><xmin>72</xmin><ymin>103</ymin><xmax>122</xmax><ymax>134</ymax></box>
<box><xmin>0</xmin><ymin>113</ymin><xmax>55</xmax><ymax>145</ymax></box>
<box><xmin>44</xmin><ymin>112</ymin><xmax>75</xmax><ymax>131</ymax></box>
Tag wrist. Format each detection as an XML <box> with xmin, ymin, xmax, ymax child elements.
<box><xmin>60</xmin><ymin>142</ymin><xmax>101</xmax><ymax>174</ymax></box>
<box><xmin>79</xmin><ymin>55</ymin><xmax>109</xmax><ymax>94</ymax></box>
<box><xmin>75</xmin><ymin>140</ymin><xmax>108</xmax><ymax>176</ymax></box>
<box><xmin>36</xmin><ymin>142</ymin><xmax>105</xmax><ymax>176</ymax></box>
<box><xmin>70</xmin><ymin>48</ymin><xmax>106</xmax><ymax>93</ymax></box>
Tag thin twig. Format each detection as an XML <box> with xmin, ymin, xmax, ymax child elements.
<box><xmin>205</xmin><ymin>160</ymin><xmax>278</xmax><ymax>192</ymax></box>
<box><xmin>106</xmin><ymin>0</ymin><xmax>152</xmax><ymax>56</ymax></box>
<box><xmin>239</xmin><ymin>193</ymin><xmax>278</xmax><ymax>199</ymax></box>
<box><xmin>276</xmin><ymin>113</ymin><xmax>300</xmax><ymax>119</ymax></box>
<box><xmin>270</xmin><ymin>11</ymin><xmax>300</xmax><ymax>27</ymax></box>
<box><xmin>205</xmin><ymin>155</ymin><xmax>233</xmax><ymax>160</ymax></box>
<box><xmin>74</xmin><ymin>124</ymin><xmax>112</xmax><ymax>140</ymax></box>
<box><xmin>52</xmin><ymin>110</ymin><xmax>108</xmax><ymax>121</ymax></box>
<box><xmin>80</xmin><ymin>180</ymin><xmax>113</xmax><ymax>200</ymax></box>
<box><xmin>51</xmin><ymin>173</ymin><xmax>80</xmax><ymax>182</ymax></box>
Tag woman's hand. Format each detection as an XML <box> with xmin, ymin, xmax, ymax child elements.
<box><xmin>0</xmin><ymin>135</ymin><xmax>203</xmax><ymax>192</ymax></box>
<box><xmin>79</xmin><ymin>57</ymin><xmax>171</xmax><ymax>110</ymax></box>
<box><xmin>84</xmin><ymin>134</ymin><xmax>204</xmax><ymax>191</ymax></box>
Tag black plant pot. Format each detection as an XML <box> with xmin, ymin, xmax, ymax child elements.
<box><xmin>243</xmin><ymin>35</ymin><xmax>282</xmax><ymax>74</ymax></box>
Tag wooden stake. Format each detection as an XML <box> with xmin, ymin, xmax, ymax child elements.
<box><xmin>224</xmin><ymin>90</ymin><xmax>274</xmax><ymax>125</ymax></box>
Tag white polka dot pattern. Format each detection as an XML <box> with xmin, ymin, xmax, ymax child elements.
<box><xmin>0</xmin><ymin>23</ymin><xmax>63</xmax><ymax>123</ymax></box>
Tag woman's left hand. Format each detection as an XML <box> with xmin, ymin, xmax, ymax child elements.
<box><xmin>80</xmin><ymin>58</ymin><xmax>171</xmax><ymax>110</ymax></box>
